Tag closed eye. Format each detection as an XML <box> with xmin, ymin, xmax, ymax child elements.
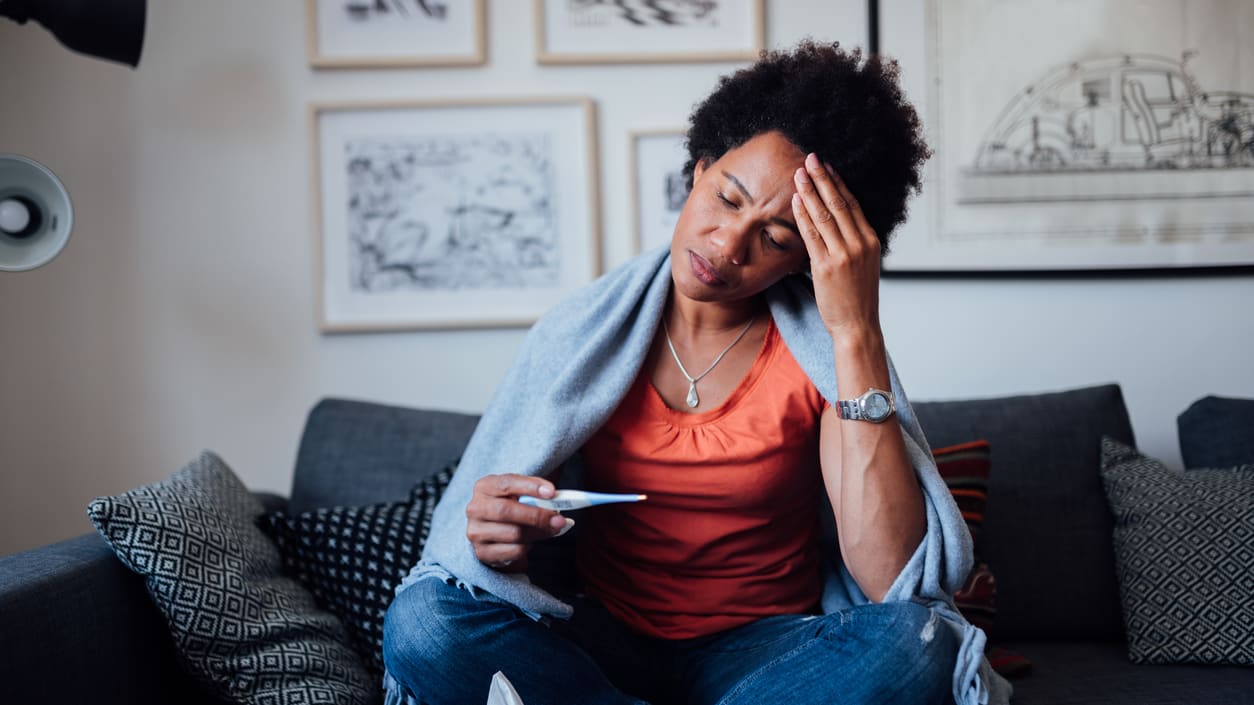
<box><xmin>716</xmin><ymin>190</ymin><xmax>737</xmax><ymax>209</ymax></box>
<box><xmin>763</xmin><ymin>230</ymin><xmax>788</xmax><ymax>251</ymax></box>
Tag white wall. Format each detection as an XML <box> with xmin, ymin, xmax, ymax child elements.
<box><xmin>2</xmin><ymin>1</ymin><xmax>1251</xmax><ymax>556</ymax></box>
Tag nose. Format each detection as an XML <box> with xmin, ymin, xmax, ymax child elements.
<box><xmin>710</xmin><ymin>219</ymin><xmax>753</xmax><ymax>266</ymax></box>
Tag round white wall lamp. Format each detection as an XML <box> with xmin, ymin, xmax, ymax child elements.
<box><xmin>0</xmin><ymin>154</ymin><xmax>74</xmax><ymax>272</ymax></box>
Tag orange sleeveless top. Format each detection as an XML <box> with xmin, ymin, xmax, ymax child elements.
<box><xmin>576</xmin><ymin>319</ymin><xmax>827</xmax><ymax>639</ymax></box>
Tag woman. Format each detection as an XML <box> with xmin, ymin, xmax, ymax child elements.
<box><xmin>382</xmin><ymin>41</ymin><xmax>1004</xmax><ymax>705</ymax></box>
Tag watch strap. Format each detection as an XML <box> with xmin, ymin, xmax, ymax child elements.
<box><xmin>836</xmin><ymin>388</ymin><xmax>895</xmax><ymax>423</ymax></box>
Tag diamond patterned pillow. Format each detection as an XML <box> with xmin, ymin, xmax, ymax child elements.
<box><xmin>257</xmin><ymin>464</ymin><xmax>454</xmax><ymax>679</ymax></box>
<box><xmin>1100</xmin><ymin>437</ymin><xmax>1254</xmax><ymax>665</ymax></box>
<box><xmin>87</xmin><ymin>451</ymin><xmax>375</xmax><ymax>705</ymax></box>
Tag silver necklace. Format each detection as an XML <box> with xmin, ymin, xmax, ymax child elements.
<box><xmin>662</xmin><ymin>315</ymin><xmax>756</xmax><ymax>408</ymax></box>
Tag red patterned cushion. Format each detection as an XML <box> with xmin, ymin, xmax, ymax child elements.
<box><xmin>933</xmin><ymin>440</ymin><xmax>992</xmax><ymax>550</ymax></box>
<box><xmin>933</xmin><ymin>440</ymin><xmax>1031</xmax><ymax>677</ymax></box>
<box><xmin>955</xmin><ymin>561</ymin><xmax>997</xmax><ymax>634</ymax></box>
<box><xmin>932</xmin><ymin>441</ymin><xmax>995</xmax><ymax>625</ymax></box>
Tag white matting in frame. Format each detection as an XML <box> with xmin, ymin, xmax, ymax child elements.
<box><xmin>535</xmin><ymin>0</ymin><xmax>765</xmax><ymax>65</ymax></box>
<box><xmin>307</xmin><ymin>0</ymin><xmax>485</xmax><ymax>68</ymax></box>
<box><xmin>880</xmin><ymin>0</ymin><xmax>1254</xmax><ymax>272</ymax></box>
<box><xmin>311</xmin><ymin>98</ymin><xmax>601</xmax><ymax>331</ymax></box>
<box><xmin>630</xmin><ymin>129</ymin><xmax>689</xmax><ymax>254</ymax></box>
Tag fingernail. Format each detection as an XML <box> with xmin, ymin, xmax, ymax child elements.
<box><xmin>795</xmin><ymin>168</ymin><xmax>810</xmax><ymax>184</ymax></box>
<box><xmin>556</xmin><ymin>517</ymin><xmax>576</xmax><ymax>537</ymax></box>
<box><xmin>538</xmin><ymin>485</ymin><xmax>555</xmax><ymax>498</ymax></box>
<box><xmin>824</xmin><ymin>162</ymin><xmax>837</xmax><ymax>175</ymax></box>
<box><xmin>791</xmin><ymin>193</ymin><xmax>801</xmax><ymax>206</ymax></box>
<box><xmin>806</xmin><ymin>153</ymin><xmax>820</xmax><ymax>168</ymax></box>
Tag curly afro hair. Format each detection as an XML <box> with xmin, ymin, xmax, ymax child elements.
<box><xmin>683</xmin><ymin>40</ymin><xmax>930</xmax><ymax>253</ymax></box>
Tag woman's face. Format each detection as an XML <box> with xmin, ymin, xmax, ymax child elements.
<box><xmin>670</xmin><ymin>131</ymin><xmax>810</xmax><ymax>305</ymax></box>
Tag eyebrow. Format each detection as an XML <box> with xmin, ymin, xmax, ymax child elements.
<box><xmin>722</xmin><ymin>170</ymin><xmax>801</xmax><ymax>237</ymax></box>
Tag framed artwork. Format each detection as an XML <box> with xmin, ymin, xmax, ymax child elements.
<box><xmin>629</xmin><ymin>129</ymin><xmax>689</xmax><ymax>254</ymax></box>
<box><xmin>310</xmin><ymin>98</ymin><xmax>601</xmax><ymax>331</ymax></box>
<box><xmin>878</xmin><ymin>0</ymin><xmax>1254</xmax><ymax>273</ymax></box>
<box><xmin>306</xmin><ymin>0</ymin><xmax>486</xmax><ymax>68</ymax></box>
<box><xmin>535</xmin><ymin>0</ymin><xmax>765</xmax><ymax>65</ymax></box>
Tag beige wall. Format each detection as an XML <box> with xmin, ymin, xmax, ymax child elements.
<box><xmin>2</xmin><ymin>1</ymin><xmax>1252</xmax><ymax>556</ymax></box>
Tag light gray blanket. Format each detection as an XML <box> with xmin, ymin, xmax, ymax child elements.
<box><xmin>397</xmin><ymin>246</ymin><xmax>1010</xmax><ymax>705</ymax></box>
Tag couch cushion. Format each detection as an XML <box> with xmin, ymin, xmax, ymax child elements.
<box><xmin>291</xmin><ymin>399</ymin><xmax>479</xmax><ymax>513</ymax></box>
<box><xmin>997</xmin><ymin>639</ymin><xmax>1254</xmax><ymax>705</ymax></box>
<box><xmin>258</xmin><ymin>462</ymin><xmax>454</xmax><ymax>679</ymax></box>
<box><xmin>1177</xmin><ymin>395</ymin><xmax>1254</xmax><ymax>468</ymax></box>
<box><xmin>1100</xmin><ymin>438</ymin><xmax>1254</xmax><ymax>665</ymax></box>
<box><xmin>932</xmin><ymin>440</ymin><xmax>997</xmax><ymax>632</ymax></box>
<box><xmin>88</xmin><ymin>451</ymin><xmax>376</xmax><ymax>705</ymax></box>
<box><xmin>912</xmin><ymin>383</ymin><xmax>1134</xmax><ymax>640</ymax></box>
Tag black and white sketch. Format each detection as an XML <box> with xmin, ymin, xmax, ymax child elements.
<box><xmin>308</xmin><ymin>0</ymin><xmax>483</xmax><ymax>68</ymax></box>
<box><xmin>345</xmin><ymin>134</ymin><xmax>559</xmax><ymax>292</ymax></box>
<box><xmin>564</xmin><ymin>0</ymin><xmax>719</xmax><ymax>28</ymax></box>
<box><xmin>664</xmin><ymin>171</ymin><xmax>689</xmax><ymax>211</ymax></box>
<box><xmin>314</xmin><ymin>99</ymin><xmax>599</xmax><ymax>331</ymax></box>
<box><xmin>343</xmin><ymin>0</ymin><xmax>449</xmax><ymax>23</ymax></box>
<box><xmin>879</xmin><ymin>0</ymin><xmax>1254</xmax><ymax>272</ymax></box>
<box><xmin>630</xmin><ymin>130</ymin><xmax>688</xmax><ymax>253</ymax></box>
<box><xmin>536</xmin><ymin>0</ymin><xmax>761</xmax><ymax>64</ymax></box>
<box><xmin>973</xmin><ymin>54</ymin><xmax>1254</xmax><ymax>174</ymax></box>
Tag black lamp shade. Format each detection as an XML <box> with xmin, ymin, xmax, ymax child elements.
<box><xmin>2</xmin><ymin>0</ymin><xmax>147</xmax><ymax>68</ymax></box>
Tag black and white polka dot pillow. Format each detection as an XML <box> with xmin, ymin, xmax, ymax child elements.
<box><xmin>258</xmin><ymin>463</ymin><xmax>455</xmax><ymax>678</ymax></box>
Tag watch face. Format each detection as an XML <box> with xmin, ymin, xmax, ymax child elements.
<box><xmin>864</xmin><ymin>392</ymin><xmax>892</xmax><ymax>421</ymax></box>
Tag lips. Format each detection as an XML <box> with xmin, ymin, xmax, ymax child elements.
<box><xmin>688</xmin><ymin>251</ymin><xmax>728</xmax><ymax>287</ymax></box>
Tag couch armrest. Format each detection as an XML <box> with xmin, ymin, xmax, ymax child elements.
<box><xmin>0</xmin><ymin>533</ymin><xmax>216</xmax><ymax>705</ymax></box>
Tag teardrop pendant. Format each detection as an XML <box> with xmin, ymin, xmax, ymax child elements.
<box><xmin>686</xmin><ymin>382</ymin><xmax>700</xmax><ymax>408</ymax></box>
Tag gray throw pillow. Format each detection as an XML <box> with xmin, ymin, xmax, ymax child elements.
<box><xmin>1177</xmin><ymin>395</ymin><xmax>1254</xmax><ymax>469</ymax></box>
<box><xmin>1100</xmin><ymin>437</ymin><xmax>1254</xmax><ymax>665</ymax></box>
<box><xmin>87</xmin><ymin>451</ymin><xmax>376</xmax><ymax>705</ymax></box>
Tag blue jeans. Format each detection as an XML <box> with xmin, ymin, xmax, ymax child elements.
<box><xmin>383</xmin><ymin>576</ymin><xmax>958</xmax><ymax>705</ymax></box>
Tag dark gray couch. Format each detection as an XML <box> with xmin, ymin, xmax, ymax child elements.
<box><xmin>2</xmin><ymin>384</ymin><xmax>1250</xmax><ymax>704</ymax></box>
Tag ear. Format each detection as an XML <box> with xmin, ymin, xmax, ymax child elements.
<box><xmin>692</xmin><ymin>156</ymin><xmax>712</xmax><ymax>183</ymax></box>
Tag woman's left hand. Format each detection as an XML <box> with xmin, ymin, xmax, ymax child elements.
<box><xmin>791</xmin><ymin>153</ymin><xmax>882</xmax><ymax>338</ymax></box>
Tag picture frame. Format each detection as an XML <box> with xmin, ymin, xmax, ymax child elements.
<box><xmin>310</xmin><ymin>98</ymin><xmax>601</xmax><ymax>331</ymax></box>
<box><xmin>629</xmin><ymin>129</ymin><xmax>689</xmax><ymax>254</ymax></box>
<box><xmin>306</xmin><ymin>0</ymin><xmax>486</xmax><ymax>69</ymax></box>
<box><xmin>877</xmin><ymin>0</ymin><xmax>1254</xmax><ymax>274</ymax></box>
<box><xmin>535</xmin><ymin>0</ymin><xmax>765</xmax><ymax>65</ymax></box>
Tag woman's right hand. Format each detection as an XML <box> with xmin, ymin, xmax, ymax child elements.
<box><xmin>466</xmin><ymin>474</ymin><xmax>571</xmax><ymax>572</ymax></box>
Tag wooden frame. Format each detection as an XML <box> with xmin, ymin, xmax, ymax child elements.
<box><xmin>878</xmin><ymin>0</ymin><xmax>1254</xmax><ymax>274</ymax></box>
<box><xmin>310</xmin><ymin>97</ymin><xmax>602</xmax><ymax>331</ymax></box>
<box><xmin>629</xmin><ymin>128</ymin><xmax>688</xmax><ymax>254</ymax></box>
<box><xmin>306</xmin><ymin>0</ymin><xmax>486</xmax><ymax>69</ymax></box>
<box><xmin>535</xmin><ymin>0</ymin><xmax>765</xmax><ymax>65</ymax></box>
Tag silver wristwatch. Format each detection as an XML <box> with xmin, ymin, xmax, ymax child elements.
<box><xmin>836</xmin><ymin>388</ymin><xmax>896</xmax><ymax>423</ymax></box>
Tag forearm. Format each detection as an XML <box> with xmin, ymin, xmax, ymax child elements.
<box><xmin>822</xmin><ymin>327</ymin><xmax>927</xmax><ymax>602</ymax></box>
<box><xmin>790</xmin><ymin>152</ymin><xmax>927</xmax><ymax>600</ymax></box>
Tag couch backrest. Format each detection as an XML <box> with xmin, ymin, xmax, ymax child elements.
<box><xmin>913</xmin><ymin>383</ymin><xmax>1134</xmax><ymax>641</ymax></box>
<box><xmin>294</xmin><ymin>385</ymin><xmax>1134</xmax><ymax>642</ymax></box>
<box><xmin>289</xmin><ymin>398</ymin><xmax>479</xmax><ymax>515</ymax></box>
